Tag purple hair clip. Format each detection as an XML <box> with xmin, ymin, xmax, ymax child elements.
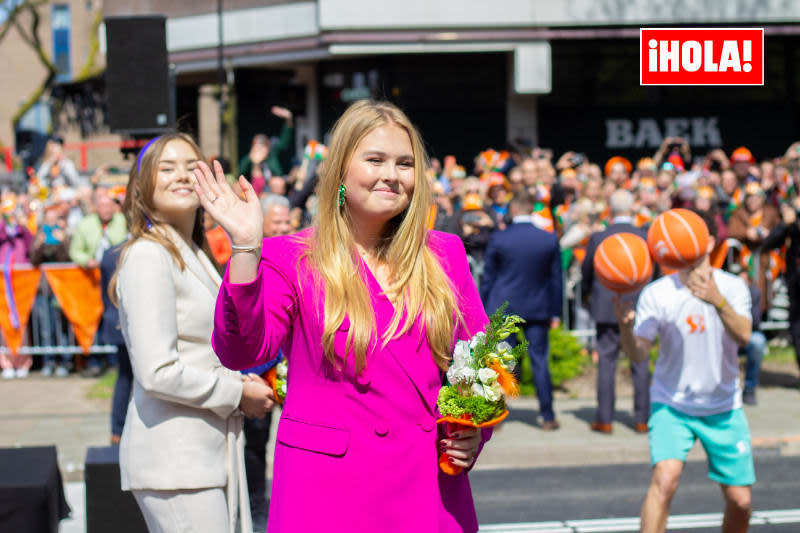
<box><xmin>136</xmin><ymin>136</ymin><xmax>162</xmax><ymax>173</ymax></box>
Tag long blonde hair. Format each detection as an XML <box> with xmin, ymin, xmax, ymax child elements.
<box><xmin>305</xmin><ymin>100</ymin><xmax>462</xmax><ymax>372</ymax></box>
<box><xmin>109</xmin><ymin>133</ymin><xmax>209</xmax><ymax>305</ymax></box>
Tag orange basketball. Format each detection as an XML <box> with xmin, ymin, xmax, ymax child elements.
<box><xmin>593</xmin><ymin>233</ymin><xmax>653</xmax><ymax>293</ymax></box>
<box><xmin>647</xmin><ymin>208</ymin><xmax>710</xmax><ymax>269</ymax></box>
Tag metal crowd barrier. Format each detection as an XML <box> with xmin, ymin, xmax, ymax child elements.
<box><xmin>0</xmin><ymin>263</ymin><xmax>117</xmax><ymax>357</ymax></box>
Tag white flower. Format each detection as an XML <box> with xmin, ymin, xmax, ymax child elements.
<box><xmin>459</xmin><ymin>366</ymin><xmax>477</xmax><ymax>382</ymax></box>
<box><xmin>497</xmin><ymin>341</ymin><xmax>512</xmax><ymax>354</ymax></box>
<box><xmin>453</xmin><ymin>340</ymin><xmax>472</xmax><ymax>367</ymax></box>
<box><xmin>471</xmin><ymin>383</ymin><xmax>486</xmax><ymax>398</ymax></box>
<box><xmin>478</xmin><ymin>368</ymin><xmax>498</xmax><ymax>385</ymax></box>
<box><xmin>484</xmin><ymin>382</ymin><xmax>503</xmax><ymax>402</ymax></box>
<box><xmin>446</xmin><ymin>366</ymin><xmax>459</xmax><ymax>384</ymax></box>
<box><xmin>280</xmin><ymin>382</ymin><xmax>287</xmax><ymax>395</ymax></box>
<box><xmin>469</xmin><ymin>332</ymin><xmax>487</xmax><ymax>349</ymax></box>
<box><xmin>276</xmin><ymin>360</ymin><xmax>288</xmax><ymax>379</ymax></box>
<box><xmin>505</xmin><ymin>359</ymin><xmax>517</xmax><ymax>373</ymax></box>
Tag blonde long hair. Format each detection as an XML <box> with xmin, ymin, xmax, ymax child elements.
<box><xmin>305</xmin><ymin>100</ymin><xmax>462</xmax><ymax>372</ymax></box>
<box><xmin>109</xmin><ymin>133</ymin><xmax>209</xmax><ymax>305</ymax></box>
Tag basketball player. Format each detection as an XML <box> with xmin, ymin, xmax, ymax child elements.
<box><xmin>615</xmin><ymin>211</ymin><xmax>755</xmax><ymax>533</ymax></box>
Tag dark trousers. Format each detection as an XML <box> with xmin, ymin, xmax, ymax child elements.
<box><xmin>511</xmin><ymin>321</ymin><xmax>555</xmax><ymax>422</ymax></box>
<box><xmin>110</xmin><ymin>344</ymin><xmax>132</xmax><ymax>437</ymax></box>
<box><xmin>244</xmin><ymin>412</ymin><xmax>273</xmax><ymax>532</ymax></box>
<box><xmin>596</xmin><ymin>324</ymin><xmax>650</xmax><ymax>425</ymax></box>
<box><xmin>789</xmin><ymin>301</ymin><xmax>800</xmax><ymax>372</ymax></box>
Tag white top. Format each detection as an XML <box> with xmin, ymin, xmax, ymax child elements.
<box><xmin>634</xmin><ymin>269</ymin><xmax>751</xmax><ymax>416</ymax></box>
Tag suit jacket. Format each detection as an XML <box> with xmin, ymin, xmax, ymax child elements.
<box><xmin>582</xmin><ymin>222</ymin><xmax>650</xmax><ymax>325</ymax></box>
<box><xmin>479</xmin><ymin>220</ymin><xmax>563</xmax><ymax>321</ymax></box>
<box><xmin>116</xmin><ymin>227</ymin><xmax>250</xmax><ymax>532</ymax></box>
<box><xmin>99</xmin><ymin>243</ymin><xmax>125</xmax><ymax>346</ymax></box>
<box><xmin>213</xmin><ymin>229</ymin><xmax>490</xmax><ymax>533</ymax></box>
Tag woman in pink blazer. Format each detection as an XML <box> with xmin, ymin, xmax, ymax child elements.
<box><xmin>195</xmin><ymin>101</ymin><xmax>491</xmax><ymax>532</ymax></box>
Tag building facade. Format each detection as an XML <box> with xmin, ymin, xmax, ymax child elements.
<box><xmin>97</xmin><ymin>1</ymin><xmax>800</xmax><ymax>168</ymax></box>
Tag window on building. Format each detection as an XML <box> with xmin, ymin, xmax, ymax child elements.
<box><xmin>52</xmin><ymin>4</ymin><xmax>71</xmax><ymax>81</ymax></box>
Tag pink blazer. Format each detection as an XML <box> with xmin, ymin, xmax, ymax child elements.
<box><xmin>213</xmin><ymin>229</ymin><xmax>490</xmax><ymax>533</ymax></box>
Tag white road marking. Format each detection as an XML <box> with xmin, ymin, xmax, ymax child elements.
<box><xmin>479</xmin><ymin>509</ymin><xmax>800</xmax><ymax>532</ymax></box>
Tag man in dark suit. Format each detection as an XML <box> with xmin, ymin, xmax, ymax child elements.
<box><xmin>481</xmin><ymin>190</ymin><xmax>563</xmax><ymax>430</ymax></box>
<box><xmin>100</xmin><ymin>243</ymin><xmax>129</xmax><ymax>445</ymax></box>
<box><xmin>582</xmin><ymin>189</ymin><xmax>651</xmax><ymax>434</ymax></box>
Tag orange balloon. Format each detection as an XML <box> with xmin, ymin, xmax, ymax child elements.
<box><xmin>593</xmin><ymin>232</ymin><xmax>653</xmax><ymax>293</ymax></box>
<box><xmin>647</xmin><ymin>208</ymin><xmax>710</xmax><ymax>269</ymax></box>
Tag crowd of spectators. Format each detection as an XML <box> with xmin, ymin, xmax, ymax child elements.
<box><xmin>3</xmin><ymin>119</ymin><xmax>800</xmax><ymax>386</ymax></box>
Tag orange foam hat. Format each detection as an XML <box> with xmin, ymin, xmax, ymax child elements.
<box><xmin>605</xmin><ymin>156</ymin><xmax>633</xmax><ymax>177</ymax></box>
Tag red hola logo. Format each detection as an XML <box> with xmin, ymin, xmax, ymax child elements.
<box><xmin>640</xmin><ymin>28</ymin><xmax>764</xmax><ymax>86</ymax></box>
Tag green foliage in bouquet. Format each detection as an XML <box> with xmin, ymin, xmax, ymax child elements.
<box><xmin>437</xmin><ymin>386</ymin><xmax>506</xmax><ymax>423</ymax></box>
<box><xmin>437</xmin><ymin>303</ymin><xmax>527</xmax><ymax>424</ymax></box>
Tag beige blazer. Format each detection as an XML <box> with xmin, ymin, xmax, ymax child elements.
<box><xmin>116</xmin><ymin>227</ymin><xmax>251</xmax><ymax>532</ymax></box>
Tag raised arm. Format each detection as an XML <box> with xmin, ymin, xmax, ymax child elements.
<box><xmin>193</xmin><ymin>159</ymin><xmax>297</xmax><ymax>370</ymax></box>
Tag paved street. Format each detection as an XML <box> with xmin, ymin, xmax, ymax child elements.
<box><xmin>471</xmin><ymin>457</ymin><xmax>800</xmax><ymax>532</ymax></box>
<box><xmin>0</xmin><ymin>365</ymin><xmax>797</xmax><ymax>532</ymax></box>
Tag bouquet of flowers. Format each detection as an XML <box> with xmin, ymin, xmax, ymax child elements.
<box><xmin>437</xmin><ymin>304</ymin><xmax>527</xmax><ymax>475</ymax></box>
<box><xmin>264</xmin><ymin>358</ymin><xmax>288</xmax><ymax>405</ymax></box>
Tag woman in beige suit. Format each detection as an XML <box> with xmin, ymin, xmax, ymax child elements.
<box><xmin>111</xmin><ymin>133</ymin><xmax>274</xmax><ymax>533</ymax></box>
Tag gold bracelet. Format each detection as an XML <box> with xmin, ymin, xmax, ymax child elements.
<box><xmin>715</xmin><ymin>297</ymin><xmax>728</xmax><ymax>311</ymax></box>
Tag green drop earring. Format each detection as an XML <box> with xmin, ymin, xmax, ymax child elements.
<box><xmin>338</xmin><ymin>184</ymin><xmax>347</xmax><ymax>207</ymax></box>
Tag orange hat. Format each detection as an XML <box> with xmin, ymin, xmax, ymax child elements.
<box><xmin>697</xmin><ymin>186</ymin><xmax>715</xmax><ymax>199</ymax></box>
<box><xmin>605</xmin><ymin>156</ymin><xmax>633</xmax><ymax>177</ymax></box>
<box><xmin>462</xmin><ymin>193</ymin><xmax>483</xmax><ymax>211</ymax></box>
<box><xmin>731</xmin><ymin>147</ymin><xmax>755</xmax><ymax>164</ymax></box>
<box><xmin>108</xmin><ymin>185</ymin><xmax>126</xmax><ymax>202</ymax></box>
<box><xmin>744</xmin><ymin>181</ymin><xmax>764</xmax><ymax>197</ymax></box>
<box><xmin>487</xmin><ymin>172</ymin><xmax>510</xmax><ymax>191</ymax></box>
<box><xmin>637</xmin><ymin>157</ymin><xmax>656</xmax><ymax>171</ymax></box>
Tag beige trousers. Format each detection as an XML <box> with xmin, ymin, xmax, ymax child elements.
<box><xmin>132</xmin><ymin>487</ymin><xmax>232</xmax><ymax>533</ymax></box>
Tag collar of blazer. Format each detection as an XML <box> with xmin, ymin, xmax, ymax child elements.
<box><xmin>157</xmin><ymin>224</ymin><xmax>222</xmax><ymax>298</ymax></box>
<box><xmin>360</xmin><ymin>259</ymin><xmax>436</xmax><ymax>416</ymax></box>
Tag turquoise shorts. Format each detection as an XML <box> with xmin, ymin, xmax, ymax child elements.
<box><xmin>648</xmin><ymin>402</ymin><xmax>756</xmax><ymax>486</ymax></box>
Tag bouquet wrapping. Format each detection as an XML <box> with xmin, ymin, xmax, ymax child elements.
<box><xmin>437</xmin><ymin>304</ymin><xmax>526</xmax><ymax>475</ymax></box>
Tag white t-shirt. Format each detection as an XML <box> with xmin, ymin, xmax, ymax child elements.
<box><xmin>634</xmin><ymin>269</ymin><xmax>751</xmax><ymax>416</ymax></box>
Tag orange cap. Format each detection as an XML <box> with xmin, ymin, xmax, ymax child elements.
<box><xmin>637</xmin><ymin>157</ymin><xmax>656</xmax><ymax>171</ymax></box>
<box><xmin>487</xmin><ymin>172</ymin><xmax>510</xmax><ymax>191</ymax></box>
<box><xmin>605</xmin><ymin>156</ymin><xmax>633</xmax><ymax>177</ymax></box>
<box><xmin>731</xmin><ymin>147</ymin><xmax>755</xmax><ymax>164</ymax></box>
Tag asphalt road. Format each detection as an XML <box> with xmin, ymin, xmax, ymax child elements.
<box><xmin>471</xmin><ymin>455</ymin><xmax>800</xmax><ymax>532</ymax></box>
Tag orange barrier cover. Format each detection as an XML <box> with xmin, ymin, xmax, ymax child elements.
<box><xmin>0</xmin><ymin>268</ymin><xmax>42</xmax><ymax>355</ymax></box>
<box><xmin>44</xmin><ymin>267</ymin><xmax>102</xmax><ymax>354</ymax></box>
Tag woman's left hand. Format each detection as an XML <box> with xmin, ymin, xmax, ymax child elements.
<box><xmin>439</xmin><ymin>427</ymin><xmax>481</xmax><ymax>470</ymax></box>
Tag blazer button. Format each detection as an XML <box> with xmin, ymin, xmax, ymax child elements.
<box><xmin>418</xmin><ymin>420</ymin><xmax>435</xmax><ymax>433</ymax></box>
<box><xmin>374</xmin><ymin>423</ymin><xmax>389</xmax><ymax>437</ymax></box>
